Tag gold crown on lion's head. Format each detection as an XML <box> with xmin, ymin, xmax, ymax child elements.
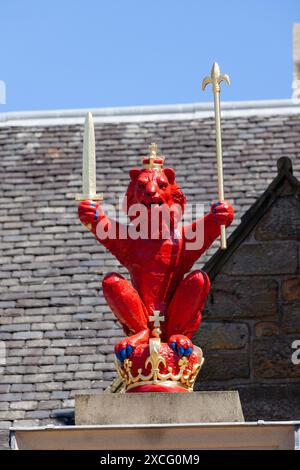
<box><xmin>142</xmin><ymin>143</ymin><xmax>165</xmax><ymax>170</ymax></box>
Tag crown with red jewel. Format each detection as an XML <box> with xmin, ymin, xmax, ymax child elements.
<box><xmin>114</xmin><ymin>311</ymin><xmax>204</xmax><ymax>393</ymax></box>
<box><xmin>141</xmin><ymin>143</ymin><xmax>165</xmax><ymax>170</ymax></box>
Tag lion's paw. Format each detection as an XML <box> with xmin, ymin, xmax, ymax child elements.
<box><xmin>168</xmin><ymin>334</ymin><xmax>193</xmax><ymax>357</ymax></box>
<box><xmin>115</xmin><ymin>338</ymin><xmax>134</xmax><ymax>362</ymax></box>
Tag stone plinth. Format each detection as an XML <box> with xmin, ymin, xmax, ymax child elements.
<box><xmin>75</xmin><ymin>391</ymin><xmax>244</xmax><ymax>425</ymax></box>
<box><xmin>10</xmin><ymin>423</ymin><xmax>297</xmax><ymax>450</ymax></box>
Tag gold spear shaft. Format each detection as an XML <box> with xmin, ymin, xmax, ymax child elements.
<box><xmin>202</xmin><ymin>62</ymin><xmax>230</xmax><ymax>250</ymax></box>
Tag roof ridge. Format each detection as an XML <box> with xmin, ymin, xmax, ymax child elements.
<box><xmin>1</xmin><ymin>99</ymin><xmax>300</xmax><ymax>127</ymax></box>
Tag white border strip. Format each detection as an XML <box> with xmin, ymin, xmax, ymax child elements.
<box><xmin>9</xmin><ymin>420</ymin><xmax>300</xmax><ymax>432</ymax></box>
<box><xmin>0</xmin><ymin>99</ymin><xmax>300</xmax><ymax>127</ymax></box>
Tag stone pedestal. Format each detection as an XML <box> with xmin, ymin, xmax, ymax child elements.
<box><xmin>11</xmin><ymin>391</ymin><xmax>298</xmax><ymax>450</ymax></box>
<box><xmin>75</xmin><ymin>391</ymin><xmax>244</xmax><ymax>425</ymax></box>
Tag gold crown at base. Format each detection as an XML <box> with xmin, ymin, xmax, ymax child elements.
<box><xmin>124</xmin><ymin>379</ymin><xmax>196</xmax><ymax>393</ymax></box>
<box><xmin>114</xmin><ymin>337</ymin><xmax>204</xmax><ymax>393</ymax></box>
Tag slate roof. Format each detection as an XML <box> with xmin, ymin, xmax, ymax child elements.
<box><xmin>0</xmin><ymin>100</ymin><xmax>300</xmax><ymax>428</ymax></box>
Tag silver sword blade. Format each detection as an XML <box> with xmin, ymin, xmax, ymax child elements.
<box><xmin>76</xmin><ymin>112</ymin><xmax>103</xmax><ymax>201</ymax></box>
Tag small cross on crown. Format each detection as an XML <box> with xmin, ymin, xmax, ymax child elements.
<box><xmin>149</xmin><ymin>310</ymin><xmax>165</xmax><ymax>338</ymax></box>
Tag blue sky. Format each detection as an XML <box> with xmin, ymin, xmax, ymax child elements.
<box><xmin>0</xmin><ymin>0</ymin><xmax>299</xmax><ymax>112</ymax></box>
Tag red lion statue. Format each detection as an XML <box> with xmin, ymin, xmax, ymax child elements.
<box><xmin>78</xmin><ymin>145</ymin><xmax>234</xmax><ymax>373</ymax></box>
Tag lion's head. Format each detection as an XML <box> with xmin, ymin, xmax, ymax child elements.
<box><xmin>123</xmin><ymin>167</ymin><xmax>186</xmax><ymax>225</ymax></box>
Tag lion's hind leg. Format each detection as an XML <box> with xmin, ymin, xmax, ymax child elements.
<box><xmin>164</xmin><ymin>270</ymin><xmax>210</xmax><ymax>342</ymax></box>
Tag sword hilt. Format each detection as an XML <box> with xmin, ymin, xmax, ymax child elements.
<box><xmin>75</xmin><ymin>193</ymin><xmax>103</xmax><ymax>202</ymax></box>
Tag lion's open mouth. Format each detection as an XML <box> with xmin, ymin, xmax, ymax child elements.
<box><xmin>141</xmin><ymin>201</ymin><xmax>164</xmax><ymax>209</ymax></box>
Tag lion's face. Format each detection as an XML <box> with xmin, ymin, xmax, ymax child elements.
<box><xmin>134</xmin><ymin>169</ymin><xmax>173</xmax><ymax>209</ymax></box>
<box><xmin>124</xmin><ymin>167</ymin><xmax>186</xmax><ymax>224</ymax></box>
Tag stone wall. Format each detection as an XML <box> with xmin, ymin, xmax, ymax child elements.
<box><xmin>194</xmin><ymin>175</ymin><xmax>300</xmax><ymax>420</ymax></box>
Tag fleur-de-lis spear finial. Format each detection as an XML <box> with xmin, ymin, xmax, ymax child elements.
<box><xmin>202</xmin><ymin>63</ymin><xmax>230</xmax><ymax>250</ymax></box>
